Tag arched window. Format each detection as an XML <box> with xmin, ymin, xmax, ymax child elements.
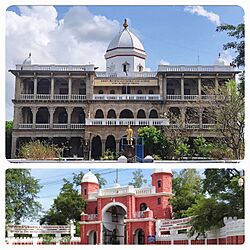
<box><xmin>110</xmin><ymin>89</ymin><xmax>115</xmax><ymax>94</ymax></box>
<box><xmin>138</xmin><ymin>65</ymin><xmax>143</xmax><ymax>72</ymax></box>
<box><xmin>95</xmin><ymin>109</ymin><xmax>104</xmax><ymax>118</ymax></box>
<box><xmin>157</xmin><ymin>197</ymin><xmax>161</xmax><ymax>205</ymax></box>
<box><xmin>149</xmin><ymin>89</ymin><xmax>154</xmax><ymax>94</ymax></box>
<box><xmin>137</xmin><ymin>89</ymin><xmax>142</xmax><ymax>94</ymax></box>
<box><xmin>140</xmin><ymin>203</ymin><xmax>147</xmax><ymax>211</ymax></box>
<box><xmin>157</xmin><ymin>180</ymin><xmax>161</xmax><ymax>188</ymax></box>
<box><xmin>137</xmin><ymin>109</ymin><xmax>146</xmax><ymax>118</ymax></box>
<box><xmin>149</xmin><ymin>109</ymin><xmax>158</xmax><ymax>118</ymax></box>
<box><xmin>99</xmin><ymin>90</ymin><xmax>104</xmax><ymax>94</ymax></box>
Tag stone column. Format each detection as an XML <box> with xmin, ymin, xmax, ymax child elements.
<box><xmin>164</xmin><ymin>76</ymin><xmax>167</xmax><ymax>99</ymax></box>
<box><xmin>11</xmin><ymin>135</ymin><xmax>17</xmax><ymax>158</ymax></box>
<box><xmin>101</xmin><ymin>139</ymin><xmax>106</xmax><ymax>154</ymax></box>
<box><xmin>14</xmin><ymin>76</ymin><xmax>22</xmax><ymax>99</ymax></box>
<box><xmin>198</xmin><ymin>76</ymin><xmax>202</xmax><ymax>99</ymax></box>
<box><xmin>159</xmin><ymin>75</ymin><xmax>163</xmax><ymax>99</ymax></box>
<box><xmin>50</xmin><ymin>74</ymin><xmax>54</xmax><ymax>100</ymax></box>
<box><xmin>199</xmin><ymin>108</ymin><xmax>204</xmax><ymax>129</ymax></box>
<box><xmin>86</xmin><ymin>74</ymin><xmax>94</xmax><ymax>99</ymax></box>
<box><xmin>13</xmin><ymin>106</ymin><xmax>22</xmax><ymax>129</ymax></box>
<box><xmin>67</xmin><ymin>107</ymin><xmax>73</xmax><ymax>129</ymax></box>
<box><xmin>180</xmin><ymin>107</ymin><xmax>186</xmax><ymax>128</ymax></box>
<box><xmin>116</xmin><ymin>139</ymin><xmax>120</xmax><ymax>153</ymax></box>
<box><xmin>68</xmin><ymin>74</ymin><xmax>72</xmax><ymax>100</ymax></box>
<box><xmin>181</xmin><ymin>75</ymin><xmax>184</xmax><ymax>100</ymax></box>
<box><xmin>31</xmin><ymin>107</ymin><xmax>38</xmax><ymax>129</ymax></box>
<box><xmin>49</xmin><ymin>107</ymin><xmax>55</xmax><ymax>129</ymax></box>
<box><xmin>34</xmin><ymin>75</ymin><xmax>37</xmax><ymax>99</ymax></box>
<box><xmin>215</xmin><ymin>75</ymin><xmax>219</xmax><ymax>93</ymax></box>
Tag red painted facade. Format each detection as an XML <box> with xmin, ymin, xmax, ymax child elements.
<box><xmin>80</xmin><ymin>170</ymin><xmax>173</xmax><ymax>244</ymax></box>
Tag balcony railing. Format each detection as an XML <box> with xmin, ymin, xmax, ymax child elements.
<box><xmin>35</xmin><ymin>124</ymin><xmax>49</xmax><ymax>129</ymax></box>
<box><xmin>96</xmin><ymin>71</ymin><xmax>157</xmax><ymax>78</ymax></box>
<box><xmin>85</xmin><ymin>118</ymin><xmax>169</xmax><ymax>126</ymax></box>
<box><xmin>166</xmin><ymin>95</ymin><xmax>218</xmax><ymax>101</ymax></box>
<box><xmin>158</xmin><ymin>64</ymin><xmax>235</xmax><ymax>72</ymax></box>
<box><xmin>87</xmin><ymin>214</ymin><xmax>98</xmax><ymax>221</ymax></box>
<box><xmin>135</xmin><ymin>186</ymin><xmax>156</xmax><ymax>195</ymax></box>
<box><xmin>93</xmin><ymin>94</ymin><xmax>161</xmax><ymax>101</ymax></box>
<box><xmin>19</xmin><ymin>94</ymin><xmax>86</xmax><ymax>101</ymax></box>
<box><xmin>53</xmin><ymin>124</ymin><xmax>68</xmax><ymax>129</ymax></box>
<box><xmin>133</xmin><ymin>211</ymin><xmax>145</xmax><ymax>219</ymax></box>
<box><xmin>17</xmin><ymin>123</ymin><xmax>216</xmax><ymax>130</ymax></box>
<box><xmin>16</xmin><ymin>64</ymin><xmax>95</xmax><ymax>71</ymax></box>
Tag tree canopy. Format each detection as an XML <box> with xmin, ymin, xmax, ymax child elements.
<box><xmin>6</xmin><ymin>169</ymin><xmax>42</xmax><ymax>224</ymax></box>
<box><xmin>216</xmin><ymin>23</ymin><xmax>244</xmax><ymax>68</ymax></box>
<box><xmin>128</xmin><ymin>169</ymin><xmax>147</xmax><ymax>188</ymax></box>
<box><xmin>184</xmin><ymin>168</ymin><xmax>244</xmax><ymax>236</ymax></box>
<box><xmin>171</xmin><ymin>169</ymin><xmax>202</xmax><ymax>218</ymax></box>
<box><xmin>40</xmin><ymin>179</ymin><xmax>86</xmax><ymax>226</ymax></box>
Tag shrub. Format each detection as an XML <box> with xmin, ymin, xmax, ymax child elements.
<box><xmin>18</xmin><ymin>140</ymin><xmax>61</xmax><ymax>160</ymax></box>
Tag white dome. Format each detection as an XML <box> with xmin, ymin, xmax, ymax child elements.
<box><xmin>214</xmin><ymin>53</ymin><xmax>226</xmax><ymax>65</ymax></box>
<box><xmin>153</xmin><ymin>168</ymin><xmax>172</xmax><ymax>175</ymax></box>
<box><xmin>107</xmin><ymin>28</ymin><xmax>145</xmax><ymax>52</ymax></box>
<box><xmin>81</xmin><ymin>171</ymin><xmax>99</xmax><ymax>184</ymax></box>
<box><xmin>23</xmin><ymin>53</ymin><xmax>32</xmax><ymax>65</ymax></box>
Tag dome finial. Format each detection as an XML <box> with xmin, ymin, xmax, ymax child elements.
<box><xmin>123</xmin><ymin>18</ymin><xmax>128</xmax><ymax>29</ymax></box>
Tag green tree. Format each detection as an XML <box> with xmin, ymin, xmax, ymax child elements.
<box><xmin>5</xmin><ymin>121</ymin><xmax>13</xmax><ymax>159</ymax></box>
<box><xmin>40</xmin><ymin>179</ymin><xmax>86</xmax><ymax>227</ymax></box>
<box><xmin>175</xmin><ymin>138</ymin><xmax>190</xmax><ymax>160</ymax></box>
<box><xmin>138</xmin><ymin>126</ymin><xmax>161</xmax><ymax>156</ymax></box>
<box><xmin>185</xmin><ymin>168</ymin><xmax>244</xmax><ymax>236</ymax></box>
<box><xmin>170</xmin><ymin>169</ymin><xmax>202</xmax><ymax>218</ymax></box>
<box><xmin>193</xmin><ymin>136</ymin><xmax>212</xmax><ymax>158</ymax></box>
<box><xmin>72</xmin><ymin>171</ymin><xmax>107</xmax><ymax>188</ymax></box>
<box><xmin>203</xmin><ymin>80</ymin><xmax>244</xmax><ymax>159</ymax></box>
<box><xmin>184</xmin><ymin>197</ymin><xmax>227</xmax><ymax>237</ymax></box>
<box><xmin>216</xmin><ymin>23</ymin><xmax>244</xmax><ymax>68</ymax></box>
<box><xmin>216</xmin><ymin>23</ymin><xmax>245</xmax><ymax>94</ymax></box>
<box><xmin>128</xmin><ymin>169</ymin><xmax>147</xmax><ymax>188</ymax></box>
<box><xmin>138</xmin><ymin>126</ymin><xmax>173</xmax><ymax>159</ymax></box>
<box><xmin>6</xmin><ymin>169</ymin><xmax>42</xmax><ymax>224</ymax></box>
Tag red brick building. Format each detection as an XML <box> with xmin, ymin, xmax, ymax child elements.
<box><xmin>80</xmin><ymin>169</ymin><xmax>173</xmax><ymax>244</ymax></box>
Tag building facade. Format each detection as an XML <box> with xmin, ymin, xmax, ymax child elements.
<box><xmin>79</xmin><ymin>170</ymin><xmax>244</xmax><ymax>245</ymax></box>
<box><xmin>80</xmin><ymin>169</ymin><xmax>173</xmax><ymax>244</ymax></box>
<box><xmin>10</xmin><ymin>19</ymin><xmax>239</xmax><ymax>159</ymax></box>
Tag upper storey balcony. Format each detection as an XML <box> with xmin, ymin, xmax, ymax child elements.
<box><xmin>11</xmin><ymin>64</ymin><xmax>238</xmax><ymax>102</ymax></box>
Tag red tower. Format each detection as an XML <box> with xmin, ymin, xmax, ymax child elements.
<box><xmin>81</xmin><ymin>170</ymin><xmax>99</xmax><ymax>200</ymax></box>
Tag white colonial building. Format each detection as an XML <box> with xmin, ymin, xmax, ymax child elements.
<box><xmin>10</xmin><ymin>19</ymin><xmax>239</xmax><ymax>159</ymax></box>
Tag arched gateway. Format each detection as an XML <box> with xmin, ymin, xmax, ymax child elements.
<box><xmin>102</xmin><ymin>203</ymin><xmax>127</xmax><ymax>244</ymax></box>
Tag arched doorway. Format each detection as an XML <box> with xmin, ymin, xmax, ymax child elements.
<box><xmin>88</xmin><ymin>230</ymin><xmax>97</xmax><ymax>245</ymax></box>
<box><xmin>134</xmin><ymin>229</ymin><xmax>145</xmax><ymax>244</ymax></box>
<box><xmin>105</xmin><ymin>135</ymin><xmax>116</xmax><ymax>153</ymax></box>
<box><xmin>91</xmin><ymin>135</ymin><xmax>102</xmax><ymax>159</ymax></box>
<box><xmin>102</xmin><ymin>204</ymin><xmax>127</xmax><ymax>244</ymax></box>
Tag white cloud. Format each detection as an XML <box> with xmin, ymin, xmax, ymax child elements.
<box><xmin>6</xmin><ymin>6</ymin><xmax>120</xmax><ymax>120</ymax></box>
<box><xmin>159</xmin><ymin>59</ymin><xmax>170</xmax><ymax>65</ymax></box>
<box><xmin>184</xmin><ymin>6</ymin><xmax>221</xmax><ymax>26</ymax></box>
